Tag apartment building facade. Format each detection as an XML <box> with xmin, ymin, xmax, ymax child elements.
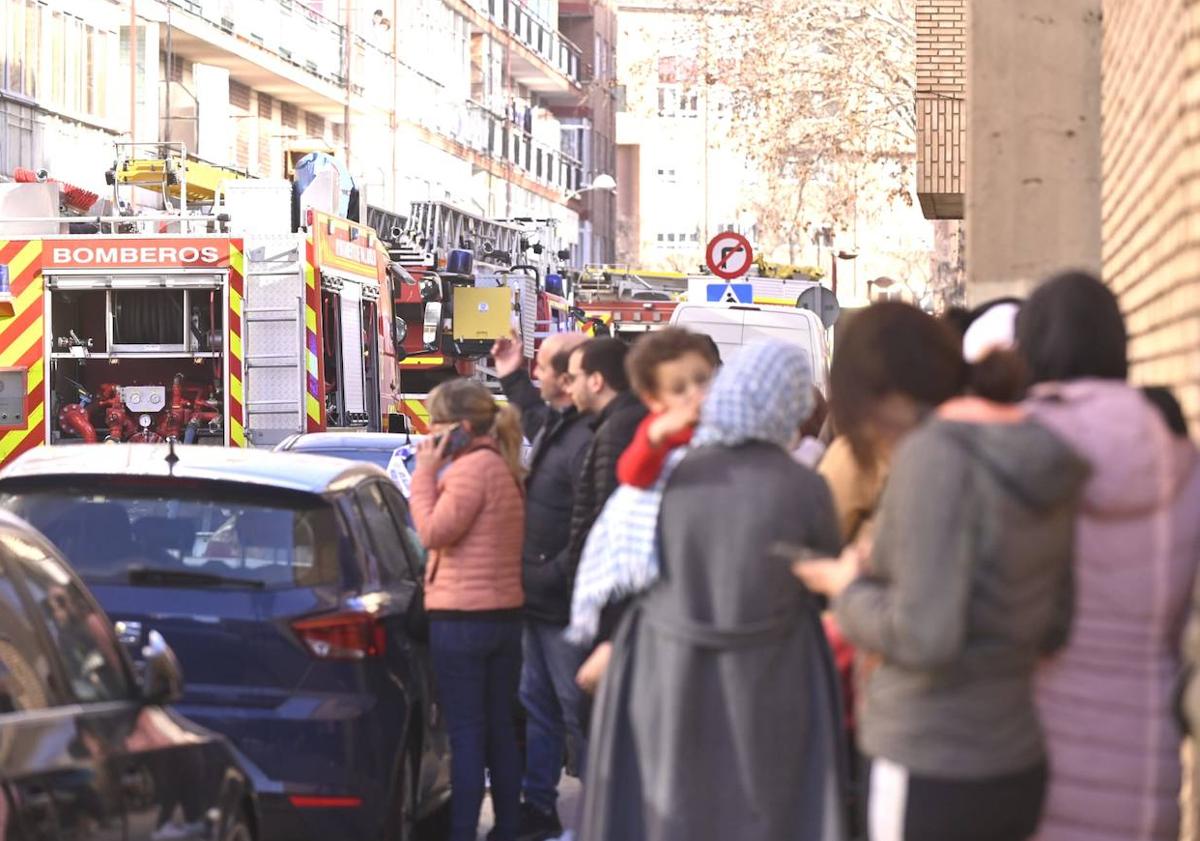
<box><xmin>614</xmin><ymin>0</ymin><xmax>755</xmax><ymax>273</ymax></box>
<box><xmin>617</xmin><ymin>0</ymin><xmax>939</xmax><ymax>305</ymax></box>
<box><xmin>916</xmin><ymin>0</ymin><xmax>1198</xmax><ymax>428</ymax></box>
<box><xmin>556</xmin><ymin>0</ymin><xmax>618</xmax><ymax>265</ymax></box>
<box><xmin>915</xmin><ymin>0</ymin><xmax>964</xmax><ymax>221</ymax></box>
<box><xmin>1</xmin><ymin>0</ymin><xmax>602</xmax><ymax>261</ymax></box>
<box><xmin>1101</xmin><ymin>0</ymin><xmax>1200</xmax><ymax>429</ymax></box>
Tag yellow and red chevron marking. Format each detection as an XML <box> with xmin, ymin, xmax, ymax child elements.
<box><xmin>0</xmin><ymin>239</ymin><xmax>46</xmax><ymax>467</ymax></box>
<box><xmin>228</xmin><ymin>243</ymin><xmax>246</xmax><ymax>447</ymax></box>
<box><xmin>304</xmin><ymin>238</ymin><xmax>323</xmax><ymax>432</ymax></box>
<box><xmin>400</xmin><ymin>398</ymin><xmax>431</xmax><ymax>434</ymax></box>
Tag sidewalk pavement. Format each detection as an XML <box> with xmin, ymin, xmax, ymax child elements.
<box><xmin>476</xmin><ymin>774</ymin><xmax>583</xmax><ymax>841</ymax></box>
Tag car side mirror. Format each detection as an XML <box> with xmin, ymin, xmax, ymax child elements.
<box><xmin>140</xmin><ymin>630</ymin><xmax>184</xmax><ymax>705</ymax></box>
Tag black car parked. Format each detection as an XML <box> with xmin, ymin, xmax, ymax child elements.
<box><xmin>0</xmin><ymin>508</ymin><xmax>255</xmax><ymax>841</ymax></box>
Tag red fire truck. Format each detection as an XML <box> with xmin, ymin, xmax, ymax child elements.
<box><xmin>0</xmin><ymin>180</ymin><xmax>403</xmax><ymax>468</ymax></box>
<box><xmin>388</xmin><ymin>201</ymin><xmax>576</xmax><ymax>432</ymax></box>
<box><xmin>573</xmin><ymin>266</ymin><xmax>686</xmax><ymax>341</ymax></box>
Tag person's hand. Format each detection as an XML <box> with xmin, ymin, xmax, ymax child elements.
<box><xmin>491</xmin><ymin>331</ymin><xmax>524</xmax><ymax>379</ymax></box>
<box><xmin>648</xmin><ymin>401</ymin><xmax>702</xmax><ymax>447</ymax></box>
<box><xmin>576</xmin><ymin>642</ymin><xmax>613</xmax><ymax>695</ymax></box>
<box><xmin>416</xmin><ymin>433</ymin><xmax>452</xmax><ymax>472</ymax></box>
<box><xmin>792</xmin><ymin>544</ymin><xmax>865</xmax><ymax>599</ymax></box>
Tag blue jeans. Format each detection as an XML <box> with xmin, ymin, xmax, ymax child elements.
<box><xmin>431</xmin><ymin>618</ymin><xmax>523</xmax><ymax>841</ymax></box>
<box><xmin>519</xmin><ymin>620</ymin><xmax>589</xmax><ymax>815</ymax></box>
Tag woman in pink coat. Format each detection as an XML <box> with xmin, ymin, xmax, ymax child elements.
<box><xmin>1018</xmin><ymin>272</ymin><xmax>1200</xmax><ymax>841</ymax></box>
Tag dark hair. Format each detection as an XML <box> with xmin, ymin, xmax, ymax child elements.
<box><xmin>1017</xmin><ymin>271</ymin><xmax>1128</xmax><ymax>385</ymax></box>
<box><xmin>941</xmin><ymin>306</ymin><xmax>973</xmax><ymax>339</ymax></box>
<box><xmin>551</xmin><ymin>344</ymin><xmax>581</xmax><ymax>377</ymax></box>
<box><xmin>578</xmin><ymin>337</ymin><xmax>631</xmax><ymax>392</ymax></box>
<box><xmin>968</xmin><ymin>349</ymin><xmax>1029</xmax><ymax>404</ymax></box>
<box><xmin>800</xmin><ymin>387</ymin><xmax>828</xmax><ymax>439</ymax></box>
<box><xmin>830</xmin><ymin>301</ymin><xmax>966</xmax><ymax>467</ymax></box>
<box><xmin>1143</xmin><ymin>386</ymin><xmax>1189</xmax><ymax>438</ymax></box>
<box><xmin>626</xmin><ymin>328</ymin><xmax>720</xmax><ymax>397</ymax></box>
<box><xmin>701</xmin><ymin>334</ymin><xmax>723</xmax><ymax>367</ymax></box>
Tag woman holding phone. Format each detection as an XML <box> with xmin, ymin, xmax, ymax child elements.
<box><xmin>410</xmin><ymin>379</ymin><xmax>526</xmax><ymax>841</ymax></box>
<box><xmin>797</xmin><ymin>304</ymin><xmax>1088</xmax><ymax>841</ymax></box>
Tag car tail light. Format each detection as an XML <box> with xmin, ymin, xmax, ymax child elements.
<box><xmin>288</xmin><ymin>795</ymin><xmax>363</xmax><ymax>809</ymax></box>
<box><xmin>291</xmin><ymin>612</ymin><xmax>386</xmax><ymax>660</ymax></box>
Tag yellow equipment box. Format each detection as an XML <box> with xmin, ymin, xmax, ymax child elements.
<box><xmin>452</xmin><ymin>287</ymin><xmax>512</xmax><ymax>341</ymax></box>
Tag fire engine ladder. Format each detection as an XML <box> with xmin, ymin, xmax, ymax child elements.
<box><xmin>109</xmin><ymin>142</ymin><xmax>249</xmax><ymax>213</ymax></box>
<box><xmin>577</xmin><ymin>264</ymin><xmax>617</xmax><ymax>299</ymax></box>
<box><xmin>240</xmin><ymin>235</ymin><xmax>308</xmax><ymax>446</ymax></box>
<box><xmin>577</xmin><ymin>265</ymin><xmax>666</xmax><ymax>302</ymax></box>
<box><xmin>408</xmin><ymin>201</ymin><xmax>523</xmax><ymax>259</ymax></box>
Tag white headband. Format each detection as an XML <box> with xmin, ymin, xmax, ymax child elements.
<box><xmin>963</xmin><ymin>302</ymin><xmax>1020</xmax><ymax>363</ymax></box>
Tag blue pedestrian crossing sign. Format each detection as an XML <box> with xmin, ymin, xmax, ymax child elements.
<box><xmin>706</xmin><ymin>283</ymin><xmax>753</xmax><ymax>304</ymax></box>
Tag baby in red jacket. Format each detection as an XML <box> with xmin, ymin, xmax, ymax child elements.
<box><xmin>617</xmin><ymin>328</ymin><xmax>721</xmax><ymax>489</ymax></box>
<box><xmin>575</xmin><ymin>328</ymin><xmax>721</xmax><ymax>695</ymax></box>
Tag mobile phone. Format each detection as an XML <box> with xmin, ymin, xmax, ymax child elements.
<box><xmin>434</xmin><ymin>426</ymin><xmax>473</xmax><ymax>457</ymax></box>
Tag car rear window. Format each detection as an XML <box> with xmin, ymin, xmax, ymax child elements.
<box><xmin>0</xmin><ymin>489</ymin><xmax>340</xmax><ymax>589</ymax></box>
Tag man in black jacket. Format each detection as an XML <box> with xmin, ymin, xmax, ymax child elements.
<box><xmin>493</xmin><ymin>330</ymin><xmax>593</xmax><ymax>841</ymax></box>
<box><xmin>565</xmin><ymin>339</ymin><xmax>648</xmax><ymax>573</ymax></box>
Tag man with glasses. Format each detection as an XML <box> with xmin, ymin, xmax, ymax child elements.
<box><xmin>493</xmin><ymin>331</ymin><xmax>594</xmax><ymax>841</ymax></box>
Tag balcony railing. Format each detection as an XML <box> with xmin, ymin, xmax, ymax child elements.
<box><xmin>485</xmin><ymin>0</ymin><xmax>581</xmax><ymax>83</ymax></box>
<box><xmin>169</xmin><ymin>0</ymin><xmax>346</xmax><ymax>86</ymax></box>
<box><xmin>165</xmin><ymin>0</ymin><xmax>582</xmax><ymax>196</ymax></box>
<box><xmin>395</xmin><ymin>64</ymin><xmax>582</xmax><ymax>195</ymax></box>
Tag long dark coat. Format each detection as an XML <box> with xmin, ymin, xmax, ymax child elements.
<box><xmin>579</xmin><ymin>442</ymin><xmax>849</xmax><ymax>841</ymax></box>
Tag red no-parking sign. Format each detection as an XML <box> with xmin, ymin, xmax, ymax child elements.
<box><xmin>705</xmin><ymin>232</ymin><xmax>754</xmax><ymax>280</ymax></box>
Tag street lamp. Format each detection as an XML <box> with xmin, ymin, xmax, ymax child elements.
<box><xmin>567</xmin><ymin>173</ymin><xmax>617</xmax><ymax>201</ymax></box>
<box><xmin>830</xmin><ymin>250</ymin><xmax>857</xmax><ymax>299</ymax></box>
<box><xmin>867</xmin><ymin>275</ymin><xmax>896</xmax><ymax>302</ymax></box>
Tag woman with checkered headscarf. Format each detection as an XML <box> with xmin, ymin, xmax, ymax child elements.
<box><xmin>578</xmin><ymin>340</ymin><xmax>849</xmax><ymax>841</ymax></box>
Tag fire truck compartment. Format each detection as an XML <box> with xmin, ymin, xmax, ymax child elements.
<box><xmin>47</xmin><ymin>281</ymin><xmax>226</xmax><ymax>446</ymax></box>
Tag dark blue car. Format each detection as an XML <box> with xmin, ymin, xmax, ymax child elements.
<box><xmin>0</xmin><ymin>445</ymin><xmax>450</xmax><ymax>841</ymax></box>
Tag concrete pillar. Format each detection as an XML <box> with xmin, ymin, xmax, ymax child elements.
<box><xmin>965</xmin><ymin>0</ymin><xmax>1103</xmax><ymax>305</ymax></box>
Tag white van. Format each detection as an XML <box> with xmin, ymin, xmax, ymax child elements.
<box><xmin>669</xmin><ymin>302</ymin><xmax>830</xmax><ymax>392</ymax></box>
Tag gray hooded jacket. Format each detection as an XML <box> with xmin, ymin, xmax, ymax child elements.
<box><xmin>835</xmin><ymin>417</ymin><xmax>1088</xmax><ymax>779</ymax></box>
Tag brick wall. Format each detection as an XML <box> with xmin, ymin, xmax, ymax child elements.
<box><xmin>1102</xmin><ymin>0</ymin><xmax>1200</xmax><ymax>431</ymax></box>
<box><xmin>916</xmin><ymin>0</ymin><xmax>965</xmax><ymax>219</ymax></box>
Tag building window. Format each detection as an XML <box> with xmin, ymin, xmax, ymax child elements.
<box><xmin>306</xmin><ymin>112</ymin><xmax>325</xmax><ymax>139</ymax></box>
<box><xmin>281</xmin><ymin>102</ymin><xmax>298</xmax><ymax>129</ymax></box>
<box><xmin>657</xmin><ymin>86</ymin><xmax>699</xmax><ymax>118</ymax></box>
<box><xmin>229</xmin><ymin>80</ymin><xmax>251</xmax><ymax>111</ymax></box>
<box><xmin>2</xmin><ymin>2</ymin><xmax>117</xmax><ymax>123</ymax></box>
